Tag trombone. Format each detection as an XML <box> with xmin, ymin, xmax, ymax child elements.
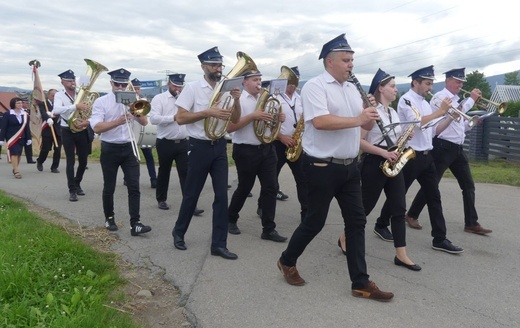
<box><xmin>428</xmin><ymin>92</ymin><xmax>479</xmax><ymax>127</ymax></box>
<box><xmin>460</xmin><ymin>89</ymin><xmax>508</xmax><ymax>114</ymax></box>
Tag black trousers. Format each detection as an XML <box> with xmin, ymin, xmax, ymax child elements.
<box><xmin>100</xmin><ymin>142</ymin><xmax>140</xmax><ymax>223</ymax></box>
<box><xmin>155</xmin><ymin>138</ymin><xmax>188</xmax><ymax>202</ymax></box>
<box><xmin>61</xmin><ymin>127</ymin><xmax>89</xmax><ymax>193</ymax></box>
<box><xmin>229</xmin><ymin>143</ymin><xmax>278</xmax><ymax>233</ymax></box>
<box><xmin>24</xmin><ymin>142</ymin><xmax>34</xmax><ymax>162</ymax></box>
<box><xmin>281</xmin><ymin>154</ymin><xmax>369</xmax><ymax>290</ymax></box>
<box><xmin>140</xmin><ymin>147</ymin><xmax>157</xmax><ymax>180</ymax></box>
<box><xmin>377</xmin><ymin>151</ymin><xmax>447</xmax><ymax>243</ymax></box>
<box><xmin>173</xmin><ymin>137</ymin><xmax>229</xmax><ymax>249</ymax></box>
<box><xmin>407</xmin><ymin>137</ymin><xmax>478</xmax><ymax>227</ymax></box>
<box><xmin>259</xmin><ymin>140</ymin><xmax>308</xmax><ymax>221</ymax></box>
<box><xmin>361</xmin><ymin>153</ymin><xmax>406</xmax><ymax>248</ymax></box>
<box><xmin>37</xmin><ymin>134</ymin><xmax>62</xmax><ymax>170</ymax></box>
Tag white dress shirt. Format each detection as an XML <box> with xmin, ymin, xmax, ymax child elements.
<box><xmin>149</xmin><ymin>90</ymin><xmax>188</xmax><ymax>140</ymax></box>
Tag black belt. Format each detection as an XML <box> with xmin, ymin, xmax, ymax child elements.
<box><xmin>235</xmin><ymin>143</ymin><xmax>271</xmax><ymax>149</ymax></box>
<box><xmin>433</xmin><ymin>137</ymin><xmax>462</xmax><ymax>151</ymax></box>
<box><xmin>101</xmin><ymin>141</ymin><xmax>132</xmax><ymax>147</ymax></box>
<box><xmin>189</xmin><ymin>137</ymin><xmax>223</xmax><ymax>145</ymax></box>
<box><xmin>414</xmin><ymin>150</ymin><xmax>431</xmax><ymax>156</ymax></box>
<box><xmin>305</xmin><ymin>154</ymin><xmax>356</xmax><ymax>166</ymax></box>
<box><xmin>158</xmin><ymin>138</ymin><xmax>187</xmax><ymax>144</ymax></box>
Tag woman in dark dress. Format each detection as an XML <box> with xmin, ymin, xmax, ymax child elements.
<box><xmin>0</xmin><ymin>97</ymin><xmax>32</xmax><ymax>178</ymax></box>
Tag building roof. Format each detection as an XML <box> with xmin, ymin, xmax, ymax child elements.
<box><xmin>0</xmin><ymin>91</ymin><xmax>18</xmax><ymax>112</ymax></box>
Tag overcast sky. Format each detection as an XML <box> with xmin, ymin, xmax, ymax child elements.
<box><xmin>1</xmin><ymin>0</ymin><xmax>518</xmax><ymax>92</ymax></box>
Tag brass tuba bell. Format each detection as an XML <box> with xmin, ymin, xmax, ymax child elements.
<box><xmin>204</xmin><ymin>51</ymin><xmax>258</xmax><ymax>140</ymax></box>
<box><xmin>253</xmin><ymin>66</ymin><xmax>297</xmax><ymax>144</ymax></box>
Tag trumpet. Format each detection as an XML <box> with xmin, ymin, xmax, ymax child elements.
<box><xmin>428</xmin><ymin>92</ymin><xmax>479</xmax><ymax>127</ymax></box>
<box><xmin>460</xmin><ymin>89</ymin><xmax>508</xmax><ymax>114</ymax></box>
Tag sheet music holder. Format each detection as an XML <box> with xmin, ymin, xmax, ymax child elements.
<box><xmin>268</xmin><ymin>79</ymin><xmax>288</xmax><ymax>95</ymax></box>
<box><xmin>220</xmin><ymin>76</ymin><xmax>244</xmax><ymax>92</ymax></box>
<box><xmin>114</xmin><ymin>91</ymin><xmax>137</xmax><ymax>105</ymax></box>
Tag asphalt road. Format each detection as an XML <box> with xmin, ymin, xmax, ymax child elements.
<box><xmin>1</xmin><ymin>157</ymin><xmax>519</xmax><ymax>328</ymax></box>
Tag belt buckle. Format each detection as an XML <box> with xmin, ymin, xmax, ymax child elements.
<box><xmin>423</xmin><ymin>150</ymin><xmax>429</xmax><ymax>155</ymax></box>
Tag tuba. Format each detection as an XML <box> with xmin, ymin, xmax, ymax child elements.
<box><xmin>68</xmin><ymin>58</ymin><xmax>108</xmax><ymax>133</ymax></box>
<box><xmin>253</xmin><ymin>66</ymin><xmax>297</xmax><ymax>144</ymax></box>
<box><xmin>381</xmin><ymin>98</ymin><xmax>419</xmax><ymax>178</ymax></box>
<box><xmin>285</xmin><ymin>113</ymin><xmax>304</xmax><ymax>162</ymax></box>
<box><xmin>204</xmin><ymin>51</ymin><xmax>258</xmax><ymax>140</ymax></box>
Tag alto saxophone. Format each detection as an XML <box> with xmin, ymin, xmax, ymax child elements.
<box><xmin>381</xmin><ymin>98</ymin><xmax>420</xmax><ymax>178</ymax></box>
<box><xmin>285</xmin><ymin>114</ymin><xmax>304</xmax><ymax>162</ymax></box>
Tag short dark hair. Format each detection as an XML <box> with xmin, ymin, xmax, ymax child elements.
<box><xmin>10</xmin><ymin>97</ymin><xmax>23</xmax><ymax>109</ymax></box>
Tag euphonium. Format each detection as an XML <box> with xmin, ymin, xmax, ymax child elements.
<box><xmin>204</xmin><ymin>51</ymin><xmax>258</xmax><ymax>140</ymax></box>
<box><xmin>253</xmin><ymin>66</ymin><xmax>297</xmax><ymax>144</ymax></box>
<box><xmin>381</xmin><ymin>98</ymin><xmax>420</xmax><ymax>178</ymax></box>
<box><xmin>285</xmin><ymin>114</ymin><xmax>304</xmax><ymax>162</ymax></box>
<box><xmin>68</xmin><ymin>59</ymin><xmax>108</xmax><ymax>132</ymax></box>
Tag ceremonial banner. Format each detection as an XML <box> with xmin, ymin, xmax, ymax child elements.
<box><xmin>29</xmin><ymin>60</ymin><xmax>44</xmax><ymax>141</ymax></box>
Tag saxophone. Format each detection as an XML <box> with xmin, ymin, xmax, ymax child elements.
<box><xmin>68</xmin><ymin>59</ymin><xmax>108</xmax><ymax>133</ymax></box>
<box><xmin>285</xmin><ymin>113</ymin><xmax>304</xmax><ymax>162</ymax></box>
<box><xmin>381</xmin><ymin>98</ymin><xmax>420</xmax><ymax>178</ymax></box>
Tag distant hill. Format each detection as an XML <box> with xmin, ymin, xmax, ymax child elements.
<box><xmin>0</xmin><ymin>86</ymin><xmax>30</xmax><ymax>93</ymax></box>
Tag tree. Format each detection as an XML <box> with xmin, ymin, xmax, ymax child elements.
<box><xmin>504</xmin><ymin>71</ymin><xmax>520</xmax><ymax>85</ymax></box>
<box><xmin>464</xmin><ymin>70</ymin><xmax>491</xmax><ymax>99</ymax></box>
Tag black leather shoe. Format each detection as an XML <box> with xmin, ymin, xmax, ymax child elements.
<box><xmin>51</xmin><ymin>168</ymin><xmax>60</xmax><ymax>173</ymax></box>
<box><xmin>27</xmin><ymin>160</ymin><xmax>36</xmax><ymax>164</ymax></box>
<box><xmin>211</xmin><ymin>247</ymin><xmax>238</xmax><ymax>260</ymax></box>
<box><xmin>261</xmin><ymin>230</ymin><xmax>287</xmax><ymax>242</ymax></box>
<box><xmin>150</xmin><ymin>178</ymin><xmax>157</xmax><ymax>189</ymax></box>
<box><xmin>173</xmin><ymin>233</ymin><xmax>187</xmax><ymax>250</ymax></box>
<box><xmin>194</xmin><ymin>208</ymin><xmax>204</xmax><ymax>216</ymax></box>
<box><xmin>394</xmin><ymin>256</ymin><xmax>422</xmax><ymax>271</ymax></box>
<box><xmin>36</xmin><ymin>162</ymin><xmax>43</xmax><ymax>171</ymax></box>
<box><xmin>432</xmin><ymin>239</ymin><xmax>464</xmax><ymax>254</ymax></box>
<box><xmin>76</xmin><ymin>188</ymin><xmax>85</xmax><ymax>196</ymax></box>
<box><xmin>158</xmin><ymin>201</ymin><xmax>170</xmax><ymax>210</ymax></box>
<box><xmin>374</xmin><ymin>226</ymin><xmax>393</xmax><ymax>242</ymax></box>
<box><xmin>69</xmin><ymin>192</ymin><xmax>78</xmax><ymax>202</ymax></box>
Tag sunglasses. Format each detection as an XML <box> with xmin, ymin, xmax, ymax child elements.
<box><xmin>113</xmin><ymin>82</ymin><xmax>129</xmax><ymax>87</ymax></box>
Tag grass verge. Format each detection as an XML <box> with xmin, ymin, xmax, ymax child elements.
<box><xmin>0</xmin><ymin>192</ymin><xmax>139</xmax><ymax>328</ymax></box>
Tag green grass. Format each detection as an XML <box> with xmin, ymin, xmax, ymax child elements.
<box><xmin>0</xmin><ymin>193</ymin><xmax>139</xmax><ymax>328</ymax></box>
<box><xmin>443</xmin><ymin>159</ymin><xmax>520</xmax><ymax>187</ymax></box>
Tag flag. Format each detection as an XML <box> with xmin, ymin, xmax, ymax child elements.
<box><xmin>29</xmin><ymin>61</ymin><xmax>44</xmax><ymax>141</ymax></box>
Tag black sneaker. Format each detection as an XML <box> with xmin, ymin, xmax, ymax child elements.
<box><xmin>432</xmin><ymin>239</ymin><xmax>464</xmax><ymax>254</ymax></box>
<box><xmin>373</xmin><ymin>226</ymin><xmax>393</xmax><ymax>242</ymax></box>
<box><xmin>36</xmin><ymin>162</ymin><xmax>43</xmax><ymax>171</ymax></box>
<box><xmin>69</xmin><ymin>192</ymin><xmax>78</xmax><ymax>202</ymax></box>
<box><xmin>228</xmin><ymin>223</ymin><xmax>241</xmax><ymax>235</ymax></box>
<box><xmin>105</xmin><ymin>217</ymin><xmax>118</xmax><ymax>231</ymax></box>
<box><xmin>276</xmin><ymin>190</ymin><xmax>289</xmax><ymax>201</ymax></box>
<box><xmin>131</xmin><ymin>222</ymin><xmax>152</xmax><ymax>236</ymax></box>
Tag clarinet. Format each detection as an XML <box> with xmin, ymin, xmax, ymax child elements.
<box><xmin>350</xmin><ymin>74</ymin><xmax>395</xmax><ymax>149</ymax></box>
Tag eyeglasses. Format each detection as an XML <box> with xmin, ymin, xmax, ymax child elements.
<box><xmin>206</xmin><ymin>63</ymin><xmax>225</xmax><ymax>69</ymax></box>
<box><xmin>113</xmin><ymin>82</ymin><xmax>129</xmax><ymax>87</ymax></box>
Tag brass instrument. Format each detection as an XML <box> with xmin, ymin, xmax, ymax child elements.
<box><xmin>254</xmin><ymin>66</ymin><xmax>297</xmax><ymax>144</ymax></box>
<box><xmin>460</xmin><ymin>88</ymin><xmax>508</xmax><ymax>114</ymax></box>
<box><xmin>381</xmin><ymin>98</ymin><xmax>419</xmax><ymax>178</ymax></box>
<box><xmin>68</xmin><ymin>59</ymin><xmax>108</xmax><ymax>133</ymax></box>
<box><xmin>286</xmin><ymin>114</ymin><xmax>304</xmax><ymax>162</ymax></box>
<box><xmin>127</xmin><ymin>81</ymin><xmax>151</xmax><ymax>117</ymax></box>
<box><xmin>428</xmin><ymin>91</ymin><xmax>479</xmax><ymax>127</ymax></box>
<box><xmin>204</xmin><ymin>51</ymin><xmax>258</xmax><ymax>140</ymax></box>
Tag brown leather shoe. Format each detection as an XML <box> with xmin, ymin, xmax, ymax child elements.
<box><xmin>405</xmin><ymin>215</ymin><xmax>422</xmax><ymax>230</ymax></box>
<box><xmin>352</xmin><ymin>281</ymin><xmax>394</xmax><ymax>302</ymax></box>
<box><xmin>277</xmin><ymin>259</ymin><xmax>305</xmax><ymax>286</ymax></box>
<box><xmin>464</xmin><ymin>224</ymin><xmax>492</xmax><ymax>235</ymax></box>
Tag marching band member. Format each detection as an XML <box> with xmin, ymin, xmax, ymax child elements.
<box><xmin>149</xmin><ymin>73</ymin><xmax>204</xmax><ymax>215</ymax></box>
<box><xmin>90</xmin><ymin>68</ymin><xmax>152</xmax><ymax>236</ymax></box>
<box><xmin>227</xmin><ymin>70</ymin><xmax>287</xmax><ymax>242</ymax></box>
<box><xmin>131</xmin><ymin>78</ymin><xmax>158</xmax><ymax>189</ymax></box>
<box><xmin>277</xmin><ymin>34</ymin><xmax>394</xmax><ymax>301</ymax></box>
<box><xmin>172</xmin><ymin>47</ymin><xmax>241</xmax><ymax>260</ymax></box>
<box><xmin>406</xmin><ymin>68</ymin><xmax>492</xmax><ymax>235</ymax></box>
<box><xmin>350</xmin><ymin>68</ymin><xmax>420</xmax><ymax>271</ymax></box>
<box><xmin>257</xmin><ymin>66</ymin><xmax>308</xmax><ymax>222</ymax></box>
<box><xmin>0</xmin><ymin>97</ymin><xmax>32</xmax><ymax>179</ymax></box>
<box><xmin>37</xmin><ymin>89</ymin><xmax>62</xmax><ymax>173</ymax></box>
<box><xmin>52</xmin><ymin>70</ymin><xmax>90</xmax><ymax>201</ymax></box>
<box><xmin>376</xmin><ymin>65</ymin><xmax>464</xmax><ymax>254</ymax></box>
